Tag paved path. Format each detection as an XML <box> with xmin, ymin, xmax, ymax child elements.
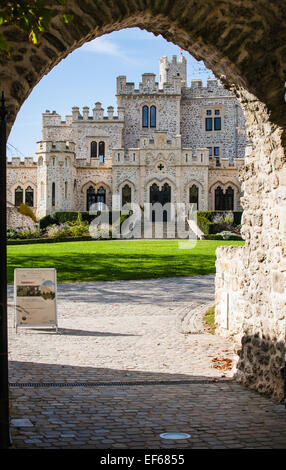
<box><xmin>7</xmin><ymin>276</ymin><xmax>286</xmax><ymax>449</ymax></box>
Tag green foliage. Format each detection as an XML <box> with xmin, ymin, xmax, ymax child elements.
<box><xmin>0</xmin><ymin>1</ymin><xmax>73</xmax><ymax>52</ymax></box>
<box><xmin>7</xmin><ymin>226</ymin><xmax>41</xmax><ymax>239</ymax></box>
<box><xmin>203</xmin><ymin>306</ymin><xmax>215</xmax><ymax>334</ymax></box>
<box><xmin>205</xmin><ymin>233</ymin><xmax>243</xmax><ymax>241</ymax></box>
<box><xmin>196</xmin><ymin>210</ymin><xmax>243</xmax><ymax>235</ymax></box>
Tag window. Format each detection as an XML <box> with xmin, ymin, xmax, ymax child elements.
<box><xmin>15</xmin><ymin>186</ymin><xmax>23</xmax><ymax>206</ymax></box>
<box><xmin>214</xmin><ymin>147</ymin><xmax>220</xmax><ymax>156</ymax></box>
<box><xmin>150</xmin><ymin>105</ymin><xmax>156</xmax><ymax>128</ymax></box>
<box><xmin>208</xmin><ymin>147</ymin><xmax>213</xmax><ymax>157</ymax></box>
<box><xmin>142</xmin><ymin>105</ymin><xmax>156</xmax><ymax>128</ymax></box>
<box><xmin>52</xmin><ymin>182</ymin><xmax>56</xmax><ymax>207</ymax></box>
<box><xmin>215</xmin><ymin>186</ymin><xmax>234</xmax><ymax>210</ymax></box>
<box><xmin>64</xmin><ymin>181</ymin><xmax>68</xmax><ymax>199</ymax></box>
<box><xmin>122</xmin><ymin>184</ymin><xmax>131</xmax><ymax>206</ymax></box>
<box><xmin>205</xmin><ymin>117</ymin><xmax>213</xmax><ymax>131</ymax></box>
<box><xmin>98</xmin><ymin>141</ymin><xmax>105</xmax><ymax>157</ymax></box>
<box><xmin>25</xmin><ymin>186</ymin><xmax>34</xmax><ymax>207</ymax></box>
<box><xmin>189</xmin><ymin>184</ymin><xmax>199</xmax><ymax>209</ymax></box>
<box><xmin>205</xmin><ymin>109</ymin><xmax>222</xmax><ymax>131</ymax></box>
<box><xmin>91</xmin><ymin>141</ymin><xmax>97</xmax><ymax>158</ymax></box>
<box><xmin>214</xmin><ymin>117</ymin><xmax>221</xmax><ymax>130</ymax></box>
<box><xmin>142</xmin><ymin>105</ymin><xmax>149</xmax><ymax>128</ymax></box>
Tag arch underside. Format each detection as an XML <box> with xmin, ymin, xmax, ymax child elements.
<box><xmin>1</xmin><ymin>0</ymin><xmax>286</xmax><ymax>400</ymax></box>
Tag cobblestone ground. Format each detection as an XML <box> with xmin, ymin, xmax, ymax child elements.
<box><xmin>8</xmin><ymin>275</ymin><xmax>286</xmax><ymax>449</ymax></box>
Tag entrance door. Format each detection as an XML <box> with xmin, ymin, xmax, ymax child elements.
<box><xmin>150</xmin><ymin>182</ymin><xmax>171</xmax><ymax>222</ymax></box>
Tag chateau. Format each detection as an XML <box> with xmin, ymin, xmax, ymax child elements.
<box><xmin>7</xmin><ymin>55</ymin><xmax>247</xmax><ymax>228</ymax></box>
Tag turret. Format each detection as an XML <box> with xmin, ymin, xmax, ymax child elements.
<box><xmin>159</xmin><ymin>55</ymin><xmax>187</xmax><ymax>89</ymax></box>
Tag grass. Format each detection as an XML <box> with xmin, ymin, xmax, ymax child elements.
<box><xmin>7</xmin><ymin>239</ymin><xmax>244</xmax><ymax>284</ymax></box>
<box><xmin>203</xmin><ymin>305</ymin><xmax>216</xmax><ymax>334</ymax></box>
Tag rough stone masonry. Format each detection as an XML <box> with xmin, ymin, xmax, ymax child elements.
<box><xmin>1</xmin><ymin>0</ymin><xmax>286</xmax><ymax>400</ymax></box>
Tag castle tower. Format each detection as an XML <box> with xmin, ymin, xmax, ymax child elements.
<box><xmin>36</xmin><ymin>141</ymin><xmax>76</xmax><ymax>218</ymax></box>
<box><xmin>159</xmin><ymin>55</ymin><xmax>187</xmax><ymax>89</ymax></box>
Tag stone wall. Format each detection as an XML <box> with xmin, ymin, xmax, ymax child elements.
<box><xmin>215</xmin><ymin>100</ymin><xmax>286</xmax><ymax>401</ymax></box>
<box><xmin>2</xmin><ymin>0</ymin><xmax>286</xmax><ymax>401</ymax></box>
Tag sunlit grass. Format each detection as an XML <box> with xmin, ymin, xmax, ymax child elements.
<box><xmin>7</xmin><ymin>239</ymin><xmax>244</xmax><ymax>284</ymax></box>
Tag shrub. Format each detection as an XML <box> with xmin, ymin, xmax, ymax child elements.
<box><xmin>89</xmin><ymin>223</ymin><xmax>112</xmax><ymax>239</ymax></box>
<box><xmin>46</xmin><ymin>223</ymin><xmax>71</xmax><ymax>239</ymax></box>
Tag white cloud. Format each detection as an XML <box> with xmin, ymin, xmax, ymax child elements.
<box><xmin>81</xmin><ymin>35</ymin><xmax>137</xmax><ymax>64</ymax></box>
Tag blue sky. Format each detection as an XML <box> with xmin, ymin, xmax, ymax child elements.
<box><xmin>8</xmin><ymin>27</ymin><xmax>215</xmax><ymax>159</ymax></box>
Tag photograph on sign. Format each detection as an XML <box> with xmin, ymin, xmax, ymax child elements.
<box><xmin>14</xmin><ymin>268</ymin><xmax>58</xmax><ymax>331</ymax></box>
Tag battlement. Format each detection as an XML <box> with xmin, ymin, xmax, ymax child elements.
<box><xmin>116</xmin><ymin>73</ymin><xmax>182</xmax><ymax>96</ymax></box>
<box><xmin>208</xmin><ymin>157</ymin><xmax>245</xmax><ymax>169</ymax></box>
<box><xmin>7</xmin><ymin>157</ymin><xmax>36</xmax><ymax>167</ymax></box>
<box><xmin>71</xmin><ymin>103</ymin><xmax>124</xmax><ymax>121</ymax></box>
<box><xmin>183</xmin><ymin>78</ymin><xmax>234</xmax><ymax>98</ymax></box>
<box><xmin>36</xmin><ymin>141</ymin><xmax>76</xmax><ymax>154</ymax></box>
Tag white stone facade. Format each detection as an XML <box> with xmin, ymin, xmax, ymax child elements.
<box><xmin>7</xmin><ymin>55</ymin><xmax>247</xmax><ymax>227</ymax></box>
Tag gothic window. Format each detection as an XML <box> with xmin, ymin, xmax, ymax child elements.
<box><xmin>214</xmin><ymin>147</ymin><xmax>220</xmax><ymax>156</ymax></box>
<box><xmin>225</xmin><ymin>186</ymin><xmax>234</xmax><ymax>210</ymax></box>
<box><xmin>142</xmin><ymin>106</ymin><xmax>149</xmax><ymax>128</ymax></box>
<box><xmin>52</xmin><ymin>182</ymin><xmax>56</xmax><ymax>207</ymax></box>
<box><xmin>64</xmin><ymin>181</ymin><xmax>68</xmax><ymax>199</ymax></box>
<box><xmin>150</xmin><ymin>105</ymin><xmax>156</xmax><ymax>128</ymax></box>
<box><xmin>25</xmin><ymin>186</ymin><xmax>34</xmax><ymax>207</ymax></box>
<box><xmin>87</xmin><ymin>186</ymin><xmax>96</xmax><ymax>211</ymax></box>
<box><xmin>98</xmin><ymin>141</ymin><xmax>105</xmax><ymax>157</ymax></box>
<box><xmin>189</xmin><ymin>184</ymin><xmax>199</xmax><ymax>209</ymax></box>
<box><xmin>215</xmin><ymin>186</ymin><xmax>234</xmax><ymax>210</ymax></box>
<box><xmin>15</xmin><ymin>186</ymin><xmax>23</xmax><ymax>206</ymax></box>
<box><xmin>215</xmin><ymin>109</ymin><xmax>220</xmax><ymax>115</ymax></box>
<box><xmin>91</xmin><ymin>141</ymin><xmax>97</xmax><ymax>158</ymax></box>
<box><xmin>122</xmin><ymin>184</ymin><xmax>131</xmax><ymax>206</ymax></box>
<box><xmin>206</xmin><ymin>110</ymin><xmax>212</xmax><ymax>115</ymax></box>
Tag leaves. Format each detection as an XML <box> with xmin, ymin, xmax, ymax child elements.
<box><xmin>0</xmin><ymin>0</ymin><xmax>73</xmax><ymax>51</ymax></box>
<box><xmin>210</xmin><ymin>357</ymin><xmax>233</xmax><ymax>371</ymax></box>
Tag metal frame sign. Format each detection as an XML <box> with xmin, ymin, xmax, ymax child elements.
<box><xmin>14</xmin><ymin>268</ymin><xmax>58</xmax><ymax>333</ymax></box>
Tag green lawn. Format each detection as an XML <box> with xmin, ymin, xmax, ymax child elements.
<box><xmin>7</xmin><ymin>239</ymin><xmax>244</xmax><ymax>284</ymax></box>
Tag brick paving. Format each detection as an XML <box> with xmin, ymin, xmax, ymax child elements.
<box><xmin>7</xmin><ymin>275</ymin><xmax>286</xmax><ymax>449</ymax></box>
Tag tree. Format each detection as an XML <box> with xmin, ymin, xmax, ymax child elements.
<box><xmin>0</xmin><ymin>1</ymin><xmax>73</xmax><ymax>52</ymax></box>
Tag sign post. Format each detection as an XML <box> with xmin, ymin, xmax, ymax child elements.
<box><xmin>14</xmin><ymin>268</ymin><xmax>58</xmax><ymax>333</ymax></box>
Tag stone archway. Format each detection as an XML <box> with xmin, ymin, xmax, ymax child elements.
<box><xmin>1</xmin><ymin>0</ymin><xmax>286</xmax><ymax>400</ymax></box>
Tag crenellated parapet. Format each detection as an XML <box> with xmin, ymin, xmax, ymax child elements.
<box><xmin>71</xmin><ymin>103</ymin><xmax>124</xmax><ymax>121</ymax></box>
<box><xmin>183</xmin><ymin>78</ymin><xmax>234</xmax><ymax>98</ymax></box>
<box><xmin>208</xmin><ymin>157</ymin><xmax>245</xmax><ymax>169</ymax></box>
<box><xmin>36</xmin><ymin>140</ymin><xmax>75</xmax><ymax>154</ymax></box>
<box><xmin>7</xmin><ymin>157</ymin><xmax>37</xmax><ymax>167</ymax></box>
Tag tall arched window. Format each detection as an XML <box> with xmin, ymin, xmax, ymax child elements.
<box><xmin>90</xmin><ymin>141</ymin><xmax>97</xmax><ymax>158</ymax></box>
<box><xmin>142</xmin><ymin>105</ymin><xmax>149</xmax><ymax>128</ymax></box>
<box><xmin>225</xmin><ymin>186</ymin><xmax>234</xmax><ymax>210</ymax></box>
<box><xmin>87</xmin><ymin>186</ymin><xmax>96</xmax><ymax>211</ymax></box>
<box><xmin>150</xmin><ymin>105</ymin><xmax>156</xmax><ymax>128</ymax></box>
<box><xmin>15</xmin><ymin>186</ymin><xmax>23</xmax><ymax>206</ymax></box>
<box><xmin>98</xmin><ymin>141</ymin><xmax>105</xmax><ymax>157</ymax></box>
<box><xmin>25</xmin><ymin>186</ymin><xmax>34</xmax><ymax>207</ymax></box>
<box><xmin>52</xmin><ymin>182</ymin><xmax>56</xmax><ymax>207</ymax></box>
<box><xmin>215</xmin><ymin>186</ymin><xmax>224</xmax><ymax>210</ymax></box>
<box><xmin>122</xmin><ymin>184</ymin><xmax>131</xmax><ymax>206</ymax></box>
<box><xmin>189</xmin><ymin>184</ymin><xmax>199</xmax><ymax>209</ymax></box>
<box><xmin>64</xmin><ymin>181</ymin><xmax>68</xmax><ymax>199</ymax></box>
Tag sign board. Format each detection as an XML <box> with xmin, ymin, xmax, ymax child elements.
<box><xmin>14</xmin><ymin>268</ymin><xmax>58</xmax><ymax>332</ymax></box>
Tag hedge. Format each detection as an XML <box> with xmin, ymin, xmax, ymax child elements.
<box><xmin>195</xmin><ymin>210</ymin><xmax>243</xmax><ymax>235</ymax></box>
<box><xmin>39</xmin><ymin>210</ymin><xmax>130</xmax><ymax>230</ymax></box>
<box><xmin>205</xmin><ymin>233</ymin><xmax>243</xmax><ymax>241</ymax></box>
